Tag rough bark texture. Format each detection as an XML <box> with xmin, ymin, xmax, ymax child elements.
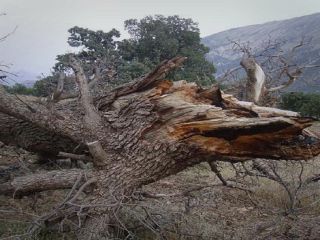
<box><xmin>0</xmin><ymin>169</ymin><xmax>88</xmax><ymax>197</ymax></box>
<box><xmin>0</xmin><ymin>112</ymin><xmax>81</xmax><ymax>155</ymax></box>
<box><xmin>0</xmin><ymin>56</ymin><xmax>319</xmax><ymax>238</ymax></box>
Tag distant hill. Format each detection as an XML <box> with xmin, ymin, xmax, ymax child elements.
<box><xmin>202</xmin><ymin>13</ymin><xmax>320</xmax><ymax>92</ymax></box>
<box><xmin>8</xmin><ymin>70</ymin><xmax>37</xmax><ymax>87</ymax></box>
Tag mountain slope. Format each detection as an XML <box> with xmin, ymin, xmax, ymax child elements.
<box><xmin>202</xmin><ymin>13</ymin><xmax>320</xmax><ymax>92</ymax></box>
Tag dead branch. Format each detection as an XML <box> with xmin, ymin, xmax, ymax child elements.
<box><xmin>140</xmin><ymin>184</ymin><xmax>220</xmax><ymax>199</ymax></box>
<box><xmin>0</xmin><ymin>169</ymin><xmax>91</xmax><ymax>196</ymax></box>
<box><xmin>88</xmin><ymin>65</ymin><xmax>102</xmax><ymax>88</ymax></box>
<box><xmin>67</xmin><ymin>177</ymin><xmax>97</xmax><ymax>204</ymax></box>
<box><xmin>69</xmin><ymin>55</ymin><xmax>102</xmax><ymax>131</ymax></box>
<box><xmin>0</xmin><ymin>26</ymin><xmax>18</xmax><ymax>43</ymax></box>
<box><xmin>208</xmin><ymin>161</ymin><xmax>228</xmax><ymax>186</ymax></box>
<box><xmin>58</xmin><ymin>152</ymin><xmax>92</xmax><ymax>162</ymax></box>
<box><xmin>50</xmin><ymin>72</ymin><xmax>65</xmax><ymax>102</ymax></box>
<box><xmin>96</xmin><ymin>56</ymin><xmax>187</xmax><ymax>109</ymax></box>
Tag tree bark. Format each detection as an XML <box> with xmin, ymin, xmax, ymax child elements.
<box><xmin>0</xmin><ymin>56</ymin><xmax>319</xmax><ymax>238</ymax></box>
<box><xmin>240</xmin><ymin>55</ymin><xmax>266</xmax><ymax>104</ymax></box>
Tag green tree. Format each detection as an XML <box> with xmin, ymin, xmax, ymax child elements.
<box><xmin>55</xmin><ymin>26</ymin><xmax>121</xmax><ymax>72</ymax></box>
<box><xmin>32</xmin><ymin>75</ymin><xmax>62</xmax><ymax>97</ymax></box>
<box><xmin>55</xmin><ymin>26</ymin><xmax>142</xmax><ymax>86</ymax></box>
<box><xmin>281</xmin><ymin>92</ymin><xmax>320</xmax><ymax>118</ymax></box>
<box><xmin>36</xmin><ymin>15</ymin><xmax>216</xmax><ymax>97</ymax></box>
<box><xmin>120</xmin><ymin>15</ymin><xmax>215</xmax><ymax>84</ymax></box>
<box><xmin>4</xmin><ymin>83</ymin><xmax>35</xmax><ymax>95</ymax></box>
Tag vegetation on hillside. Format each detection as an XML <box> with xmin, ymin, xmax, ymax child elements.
<box><xmin>281</xmin><ymin>92</ymin><xmax>320</xmax><ymax>118</ymax></box>
<box><xmin>4</xmin><ymin>83</ymin><xmax>35</xmax><ymax>95</ymax></box>
<box><xmin>202</xmin><ymin>13</ymin><xmax>320</xmax><ymax>92</ymax></box>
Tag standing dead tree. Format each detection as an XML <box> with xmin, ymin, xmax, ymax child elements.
<box><xmin>218</xmin><ymin>38</ymin><xmax>320</xmax><ymax>105</ymax></box>
<box><xmin>0</xmin><ymin>56</ymin><xmax>319</xmax><ymax>239</ymax></box>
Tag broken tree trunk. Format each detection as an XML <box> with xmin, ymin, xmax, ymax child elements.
<box><xmin>240</xmin><ymin>55</ymin><xmax>266</xmax><ymax>104</ymax></box>
<box><xmin>0</xmin><ymin>56</ymin><xmax>319</xmax><ymax>239</ymax></box>
<box><xmin>239</xmin><ymin>52</ymin><xmax>310</xmax><ymax>106</ymax></box>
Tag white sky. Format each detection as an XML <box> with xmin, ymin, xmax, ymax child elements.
<box><xmin>1</xmin><ymin>0</ymin><xmax>320</xmax><ymax>81</ymax></box>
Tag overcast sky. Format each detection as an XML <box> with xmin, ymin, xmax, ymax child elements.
<box><xmin>1</xmin><ymin>0</ymin><xmax>320</xmax><ymax>82</ymax></box>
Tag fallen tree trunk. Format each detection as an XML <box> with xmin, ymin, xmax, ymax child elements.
<box><xmin>0</xmin><ymin>56</ymin><xmax>319</xmax><ymax>239</ymax></box>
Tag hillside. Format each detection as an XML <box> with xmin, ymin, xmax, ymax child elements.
<box><xmin>202</xmin><ymin>13</ymin><xmax>320</xmax><ymax>92</ymax></box>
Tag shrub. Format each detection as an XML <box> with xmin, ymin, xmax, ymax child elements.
<box><xmin>280</xmin><ymin>92</ymin><xmax>320</xmax><ymax>118</ymax></box>
<box><xmin>4</xmin><ymin>83</ymin><xmax>35</xmax><ymax>95</ymax></box>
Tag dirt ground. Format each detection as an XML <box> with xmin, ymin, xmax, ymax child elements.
<box><xmin>1</xmin><ymin>161</ymin><xmax>320</xmax><ymax>240</ymax></box>
<box><xmin>120</xmin><ymin>156</ymin><xmax>318</xmax><ymax>240</ymax></box>
<box><xmin>1</xmin><ymin>124</ymin><xmax>320</xmax><ymax>239</ymax></box>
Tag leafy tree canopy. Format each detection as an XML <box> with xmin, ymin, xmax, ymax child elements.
<box><xmin>34</xmin><ymin>15</ymin><xmax>216</xmax><ymax>97</ymax></box>
<box><xmin>281</xmin><ymin>92</ymin><xmax>320</xmax><ymax>118</ymax></box>
<box><xmin>120</xmin><ymin>15</ymin><xmax>215</xmax><ymax>83</ymax></box>
<box><xmin>55</xmin><ymin>27</ymin><xmax>121</xmax><ymax>72</ymax></box>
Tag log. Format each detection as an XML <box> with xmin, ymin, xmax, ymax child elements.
<box><xmin>0</xmin><ymin>56</ymin><xmax>319</xmax><ymax>238</ymax></box>
<box><xmin>0</xmin><ymin>112</ymin><xmax>81</xmax><ymax>155</ymax></box>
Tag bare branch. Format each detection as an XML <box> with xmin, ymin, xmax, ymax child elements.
<box><xmin>267</xmin><ymin>68</ymin><xmax>301</xmax><ymax>92</ymax></box>
<box><xmin>208</xmin><ymin>161</ymin><xmax>228</xmax><ymax>186</ymax></box>
<box><xmin>0</xmin><ymin>26</ymin><xmax>18</xmax><ymax>43</ymax></box>
<box><xmin>96</xmin><ymin>56</ymin><xmax>187</xmax><ymax>109</ymax></box>
<box><xmin>69</xmin><ymin>55</ymin><xmax>102</xmax><ymax>131</ymax></box>
<box><xmin>67</xmin><ymin>177</ymin><xmax>97</xmax><ymax>203</ymax></box>
<box><xmin>140</xmin><ymin>184</ymin><xmax>220</xmax><ymax>199</ymax></box>
<box><xmin>88</xmin><ymin>65</ymin><xmax>102</xmax><ymax>88</ymax></box>
<box><xmin>50</xmin><ymin>72</ymin><xmax>65</xmax><ymax>102</ymax></box>
<box><xmin>216</xmin><ymin>66</ymin><xmax>242</xmax><ymax>83</ymax></box>
<box><xmin>58</xmin><ymin>151</ymin><xmax>92</xmax><ymax>162</ymax></box>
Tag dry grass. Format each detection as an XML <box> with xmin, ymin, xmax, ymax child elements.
<box><xmin>0</xmin><ymin>124</ymin><xmax>319</xmax><ymax>239</ymax></box>
<box><xmin>1</xmin><ymin>160</ymin><xmax>320</xmax><ymax>239</ymax></box>
<box><xmin>122</xmin><ymin>137</ymin><xmax>320</xmax><ymax>239</ymax></box>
